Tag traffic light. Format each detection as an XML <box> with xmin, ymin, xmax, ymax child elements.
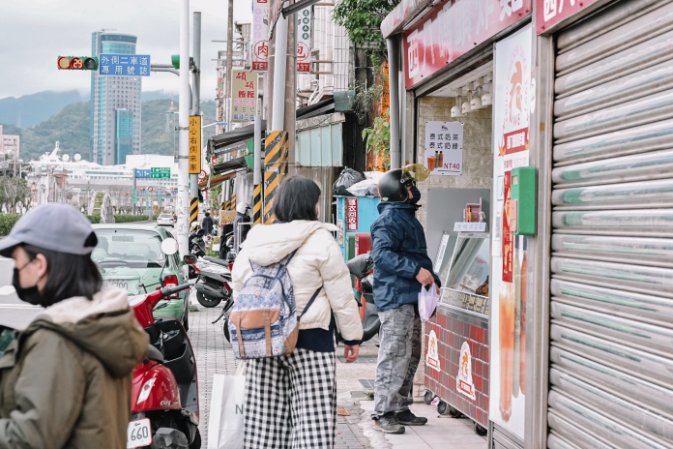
<box><xmin>171</xmin><ymin>54</ymin><xmax>195</xmax><ymax>70</ymax></box>
<box><xmin>57</xmin><ymin>56</ymin><xmax>98</xmax><ymax>71</ymax></box>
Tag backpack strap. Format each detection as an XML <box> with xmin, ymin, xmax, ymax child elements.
<box><xmin>299</xmin><ymin>286</ymin><xmax>323</xmax><ymax>320</ymax></box>
<box><xmin>281</xmin><ymin>249</ymin><xmax>298</xmax><ymax>268</ymax></box>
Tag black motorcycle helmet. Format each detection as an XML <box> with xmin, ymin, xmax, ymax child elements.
<box><xmin>378</xmin><ymin>168</ymin><xmax>415</xmax><ymax>202</ymax></box>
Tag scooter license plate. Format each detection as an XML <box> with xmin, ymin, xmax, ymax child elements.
<box><xmin>127</xmin><ymin>418</ymin><xmax>152</xmax><ymax>448</ymax></box>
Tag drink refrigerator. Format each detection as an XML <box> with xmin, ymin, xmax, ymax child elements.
<box><xmin>423</xmin><ymin>230</ymin><xmax>492</xmax><ymax>435</ymax></box>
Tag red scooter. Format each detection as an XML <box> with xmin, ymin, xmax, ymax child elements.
<box><xmin>127</xmin><ymin>283</ymin><xmax>200</xmax><ymax>449</ymax></box>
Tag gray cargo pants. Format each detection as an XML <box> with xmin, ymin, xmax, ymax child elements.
<box><xmin>374</xmin><ymin>303</ymin><xmax>422</xmax><ymax>417</ymax></box>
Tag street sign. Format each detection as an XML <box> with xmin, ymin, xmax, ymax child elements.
<box><xmin>99</xmin><ymin>54</ymin><xmax>151</xmax><ymax>77</ymax></box>
<box><xmin>297</xmin><ymin>8</ymin><xmax>312</xmax><ymax>73</ymax></box>
<box><xmin>189</xmin><ymin>115</ymin><xmax>201</xmax><ymax>174</ymax></box>
<box><xmin>151</xmin><ymin>167</ymin><xmax>171</xmax><ymax>179</ymax></box>
<box><xmin>134</xmin><ymin>168</ymin><xmax>151</xmax><ymax>178</ymax></box>
<box><xmin>252</xmin><ymin>0</ymin><xmax>270</xmax><ymax>71</ymax></box>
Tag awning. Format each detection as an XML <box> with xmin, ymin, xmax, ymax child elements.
<box><xmin>198</xmin><ymin>168</ymin><xmax>240</xmax><ymax>190</ymax></box>
<box><xmin>208</xmin><ymin>122</ymin><xmax>265</xmax><ymax>154</ymax></box>
<box><xmin>380</xmin><ymin>0</ymin><xmax>434</xmax><ymax>38</ymax></box>
<box><xmin>212</xmin><ymin>156</ymin><xmax>247</xmax><ymax>175</ymax></box>
<box><xmin>207</xmin><ymin>98</ymin><xmax>340</xmax><ymax>153</ymax></box>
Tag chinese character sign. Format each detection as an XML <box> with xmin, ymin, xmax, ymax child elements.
<box><xmin>536</xmin><ymin>0</ymin><xmax>596</xmax><ymax>33</ymax></box>
<box><xmin>252</xmin><ymin>0</ymin><xmax>270</xmax><ymax>71</ymax></box>
<box><xmin>231</xmin><ymin>71</ymin><xmax>257</xmax><ymax>123</ymax></box>
<box><xmin>346</xmin><ymin>198</ymin><xmax>358</xmax><ymax>231</ymax></box>
<box><xmin>296</xmin><ymin>7</ymin><xmax>312</xmax><ymax>73</ymax></box>
<box><xmin>424</xmin><ymin>121</ymin><xmax>463</xmax><ymax>176</ymax></box>
<box><xmin>99</xmin><ymin>54</ymin><xmax>151</xmax><ymax>77</ymax></box>
<box><xmin>403</xmin><ymin>0</ymin><xmax>531</xmax><ymax>88</ymax></box>
<box><xmin>189</xmin><ymin>115</ymin><xmax>201</xmax><ymax>174</ymax></box>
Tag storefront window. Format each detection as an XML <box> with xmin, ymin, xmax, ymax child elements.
<box><xmin>441</xmin><ymin>233</ymin><xmax>490</xmax><ymax>316</ymax></box>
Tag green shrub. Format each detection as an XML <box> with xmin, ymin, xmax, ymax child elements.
<box><xmin>0</xmin><ymin>214</ymin><xmax>21</xmax><ymax>236</ymax></box>
<box><xmin>113</xmin><ymin>214</ymin><xmax>150</xmax><ymax>223</ymax></box>
<box><xmin>87</xmin><ymin>214</ymin><xmax>101</xmax><ymax>224</ymax></box>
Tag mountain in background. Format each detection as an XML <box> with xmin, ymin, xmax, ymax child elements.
<box><xmin>0</xmin><ymin>90</ymin><xmax>179</xmax><ymax>128</ymax></box>
<box><xmin>0</xmin><ymin>90</ymin><xmax>87</xmax><ymax>127</ymax></box>
<box><xmin>1</xmin><ymin>99</ymin><xmax>216</xmax><ymax>162</ymax></box>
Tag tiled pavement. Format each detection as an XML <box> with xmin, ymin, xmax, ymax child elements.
<box><xmin>189</xmin><ymin>294</ymin><xmax>487</xmax><ymax>449</ymax></box>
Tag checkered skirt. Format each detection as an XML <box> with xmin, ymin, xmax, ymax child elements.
<box><xmin>243</xmin><ymin>348</ymin><xmax>337</xmax><ymax>448</ymax></box>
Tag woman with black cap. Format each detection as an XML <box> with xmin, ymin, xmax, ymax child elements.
<box><xmin>0</xmin><ymin>203</ymin><xmax>149</xmax><ymax>449</ymax></box>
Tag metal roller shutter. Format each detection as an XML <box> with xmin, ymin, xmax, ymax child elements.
<box><xmin>548</xmin><ymin>1</ymin><xmax>673</xmax><ymax>448</ymax></box>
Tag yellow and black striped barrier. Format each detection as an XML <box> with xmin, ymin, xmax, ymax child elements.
<box><xmin>252</xmin><ymin>184</ymin><xmax>263</xmax><ymax>225</ymax></box>
<box><xmin>190</xmin><ymin>197</ymin><xmax>199</xmax><ymax>225</ymax></box>
<box><xmin>263</xmin><ymin>131</ymin><xmax>289</xmax><ymax>224</ymax></box>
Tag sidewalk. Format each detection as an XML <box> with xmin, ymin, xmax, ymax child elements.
<box><xmin>190</xmin><ymin>297</ymin><xmax>488</xmax><ymax>449</ymax></box>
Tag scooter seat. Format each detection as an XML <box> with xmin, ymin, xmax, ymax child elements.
<box><xmin>203</xmin><ymin>256</ymin><xmax>229</xmax><ymax>267</ymax></box>
<box><xmin>147</xmin><ymin>344</ymin><xmax>165</xmax><ymax>362</ymax></box>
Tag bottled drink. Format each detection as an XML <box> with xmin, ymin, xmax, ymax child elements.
<box><xmin>437</xmin><ymin>150</ymin><xmax>444</xmax><ymax>168</ymax></box>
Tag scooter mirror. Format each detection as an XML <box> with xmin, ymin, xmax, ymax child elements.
<box><xmin>183</xmin><ymin>254</ymin><xmax>197</xmax><ymax>265</ymax></box>
<box><xmin>161</xmin><ymin>238</ymin><xmax>179</xmax><ymax>256</ymax></box>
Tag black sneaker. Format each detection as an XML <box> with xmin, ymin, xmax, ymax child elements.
<box><xmin>374</xmin><ymin>413</ymin><xmax>405</xmax><ymax>434</ymax></box>
<box><xmin>396</xmin><ymin>409</ymin><xmax>428</xmax><ymax>426</ymax></box>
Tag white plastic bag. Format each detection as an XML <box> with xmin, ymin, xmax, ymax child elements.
<box><xmin>346</xmin><ymin>178</ymin><xmax>379</xmax><ymax>197</ymax></box>
<box><xmin>208</xmin><ymin>362</ymin><xmax>246</xmax><ymax>449</ymax></box>
<box><xmin>418</xmin><ymin>284</ymin><xmax>439</xmax><ymax>321</ymax></box>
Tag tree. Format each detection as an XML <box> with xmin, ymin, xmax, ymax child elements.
<box><xmin>0</xmin><ymin>176</ymin><xmax>30</xmax><ymax>212</ymax></box>
<box><xmin>333</xmin><ymin>0</ymin><xmax>400</xmax><ymax>56</ymax></box>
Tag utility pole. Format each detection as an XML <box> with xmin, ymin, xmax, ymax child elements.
<box><xmin>177</xmin><ymin>0</ymin><xmax>191</xmax><ymax>256</ymax></box>
<box><xmin>191</xmin><ymin>12</ymin><xmax>201</xmax><ymax>215</ymax></box>
<box><xmin>225</xmin><ymin>0</ymin><xmax>234</xmax><ymax>132</ymax></box>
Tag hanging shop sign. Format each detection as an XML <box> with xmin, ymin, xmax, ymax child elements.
<box><xmin>424</xmin><ymin>121</ymin><xmax>463</xmax><ymax>176</ymax></box>
<box><xmin>231</xmin><ymin>71</ymin><xmax>257</xmax><ymax>123</ymax></box>
<box><xmin>403</xmin><ymin>0</ymin><xmax>532</xmax><ymax>89</ymax></box>
<box><xmin>252</xmin><ymin>0</ymin><xmax>270</xmax><ymax>71</ymax></box>
<box><xmin>296</xmin><ymin>7</ymin><xmax>312</xmax><ymax>73</ymax></box>
<box><xmin>489</xmin><ymin>24</ymin><xmax>533</xmax><ymax>440</ymax></box>
<box><xmin>536</xmin><ymin>0</ymin><xmax>599</xmax><ymax>34</ymax></box>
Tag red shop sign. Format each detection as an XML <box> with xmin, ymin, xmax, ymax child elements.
<box><xmin>536</xmin><ymin>0</ymin><xmax>598</xmax><ymax>34</ymax></box>
<box><xmin>403</xmin><ymin>0</ymin><xmax>532</xmax><ymax>89</ymax></box>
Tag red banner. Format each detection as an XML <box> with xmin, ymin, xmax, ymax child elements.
<box><xmin>536</xmin><ymin>0</ymin><xmax>598</xmax><ymax>34</ymax></box>
<box><xmin>403</xmin><ymin>0</ymin><xmax>532</xmax><ymax>89</ymax></box>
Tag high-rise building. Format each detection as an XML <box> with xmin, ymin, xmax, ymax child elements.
<box><xmin>90</xmin><ymin>32</ymin><xmax>142</xmax><ymax>165</ymax></box>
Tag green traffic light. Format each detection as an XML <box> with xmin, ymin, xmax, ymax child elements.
<box><xmin>171</xmin><ymin>54</ymin><xmax>195</xmax><ymax>70</ymax></box>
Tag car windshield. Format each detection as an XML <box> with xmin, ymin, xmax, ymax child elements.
<box><xmin>159</xmin><ymin>214</ymin><xmax>172</xmax><ymax>219</ymax></box>
<box><xmin>92</xmin><ymin>228</ymin><xmax>167</xmax><ymax>268</ymax></box>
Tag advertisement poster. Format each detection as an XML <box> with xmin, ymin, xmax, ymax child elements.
<box><xmin>251</xmin><ymin>0</ymin><xmax>270</xmax><ymax>71</ymax></box>
<box><xmin>346</xmin><ymin>197</ymin><xmax>358</xmax><ymax>231</ymax></box>
<box><xmin>231</xmin><ymin>71</ymin><xmax>257</xmax><ymax>122</ymax></box>
<box><xmin>424</xmin><ymin>121</ymin><xmax>463</xmax><ymax>176</ymax></box>
<box><xmin>426</xmin><ymin>330</ymin><xmax>441</xmax><ymax>372</ymax></box>
<box><xmin>489</xmin><ymin>24</ymin><xmax>532</xmax><ymax>439</ymax></box>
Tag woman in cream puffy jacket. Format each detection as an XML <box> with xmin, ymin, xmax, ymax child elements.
<box><xmin>232</xmin><ymin>175</ymin><xmax>363</xmax><ymax>449</ymax></box>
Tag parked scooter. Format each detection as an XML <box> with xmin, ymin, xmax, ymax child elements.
<box><xmin>128</xmin><ymin>281</ymin><xmax>200</xmax><ymax>449</ymax></box>
<box><xmin>346</xmin><ymin>253</ymin><xmax>380</xmax><ymax>342</ymax></box>
<box><xmin>193</xmin><ymin>256</ymin><xmax>233</xmax><ymax>308</ymax></box>
<box><xmin>188</xmin><ymin>229</ymin><xmax>206</xmax><ymax>258</ymax></box>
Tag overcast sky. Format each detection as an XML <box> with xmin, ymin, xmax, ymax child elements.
<box><xmin>0</xmin><ymin>0</ymin><xmax>252</xmax><ymax>100</ymax></box>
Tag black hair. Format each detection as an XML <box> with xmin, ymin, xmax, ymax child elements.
<box><xmin>273</xmin><ymin>175</ymin><xmax>321</xmax><ymax>222</ymax></box>
<box><xmin>23</xmin><ymin>244</ymin><xmax>103</xmax><ymax>306</ymax></box>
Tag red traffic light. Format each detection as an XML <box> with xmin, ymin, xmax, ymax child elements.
<box><xmin>57</xmin><ymin>56</ymin><xmax>98</xmax><ymax>70</ymax></box>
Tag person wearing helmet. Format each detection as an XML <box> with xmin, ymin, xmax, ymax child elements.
<box><xmin>370</xmin><ymin>167</ymin><xmax>440</xmax><ymax>434</ymax></box>
<box><xmin>0</xmin><ymin>203</ymin><xmax>148</xmax><ymax>449</ymax></box>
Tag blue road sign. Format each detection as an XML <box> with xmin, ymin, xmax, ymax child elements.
<box><xmin>134</xmin><ymin>168</ymin><xmax>151</xmax><ymax>178</ymax></box>
<box><xmin>99</xmin><ymin>54</ymin><xmax>151</xmax><ymax>77</ymax></box>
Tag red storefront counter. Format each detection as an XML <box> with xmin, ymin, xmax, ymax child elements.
<box><xmin>424</xmin><ymin>302</ymin><xmax>490</xmax><ymax>433</ymax></box>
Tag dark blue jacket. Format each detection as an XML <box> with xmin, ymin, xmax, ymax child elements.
<box><xmin>371</xmin><ymin>202</ymin><xmax>435</xmax><ymax>311</ymax></box>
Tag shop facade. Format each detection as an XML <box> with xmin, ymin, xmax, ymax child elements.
<box><xmin>384</xmin><ymin>0</ymin><xmax>673</xmax><ymax>448</ymax></box>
